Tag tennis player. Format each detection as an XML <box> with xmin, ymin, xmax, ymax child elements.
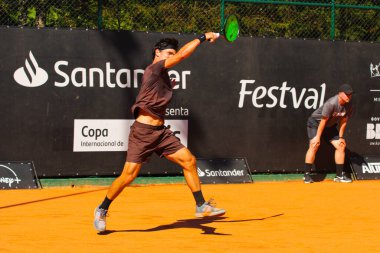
<box><xmin>303</xmin><ymin>84</ymin><xmax>354</xmax><ymax>183</ymax></box>
<box><xmin>94</xmin><ymin>32</ymin><xmax>225</xmax><ymax>232</ymax></box>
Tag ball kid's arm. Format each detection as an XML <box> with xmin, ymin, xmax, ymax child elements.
<box><xmin>311</xmin><ymin>117</ymin><xmax>328</xmax><ymax>147</ymax></box>
<box><xmin>338</xmin><ymin>116</ymin><xmax>348</xmax><ymax>141</ymax></box>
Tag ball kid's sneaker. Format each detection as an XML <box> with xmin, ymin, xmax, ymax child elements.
<box><xmin>303</xmin><ymin>173</ymin><xmax>314</xmax><ymax>184</ymax></box>
<box><xmin>334</xmin><ymin>173</ymin><xmax>352</xmax><ymax>183</ymax></box>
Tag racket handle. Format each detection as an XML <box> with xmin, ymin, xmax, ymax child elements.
<box><xmin>214</xmin><ymin>32</ymin><xmax>220</xmax><ymax>38</ymax></box>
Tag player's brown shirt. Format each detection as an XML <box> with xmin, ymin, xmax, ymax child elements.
<box><xmin>132</xmin><ymin>60</ymin><xmax>176</xmax><ymax>120</ymax></box>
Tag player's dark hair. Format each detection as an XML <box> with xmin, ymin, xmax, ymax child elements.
<box><xmin>152</xmin><ymin>38</ymin><xmax>179</xmax><ymax>60</ymax></box>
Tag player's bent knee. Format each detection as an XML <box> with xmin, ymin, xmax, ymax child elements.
<box><xmin>183</xmin><ymin>154</ymin><xmax>196</xmax><ymax>169</ymax></box>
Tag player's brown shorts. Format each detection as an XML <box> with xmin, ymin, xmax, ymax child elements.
<box><xmin>126</xmin><ymin>121</ymin><xmax>185</xmax><ymax>163</ymax></box>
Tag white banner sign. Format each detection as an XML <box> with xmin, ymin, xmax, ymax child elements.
<box><xmin>73</xmin><ymin>119</ymin><xmax>188</xmax><ymax>152</ymax></box>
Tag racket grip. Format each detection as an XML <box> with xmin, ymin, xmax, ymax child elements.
<box><xmin>214</xmin><ymin>32</ymin><xmax>220</xmax><ymax>38</ymax></box>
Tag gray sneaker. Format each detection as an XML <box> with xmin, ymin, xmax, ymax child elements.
<box><xmin>94</xmin><ymin>207</ymin><xmax>108</xmax><ymax>232</ymax></box>
<box><xmin>303</xmin><ymin>173</ymin><xmax>314</xmax><ymax>184</ymax></box>
<box><xmin>334</xmin><ymin>174</ymin><xmax>352</xmax><ymax>183</ymax></box>
<box><xmin>195</xmin><ymin>199</ymin><xmax>226</xmax><ymax>218</ymax></box>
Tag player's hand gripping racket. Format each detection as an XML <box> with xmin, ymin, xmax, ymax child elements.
<box><xmin>214</xmin><ymin>14</ymin><xmax>240</xmax><ymax>42</ymax></box>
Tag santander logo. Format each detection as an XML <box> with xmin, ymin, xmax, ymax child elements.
<box><xmin>12</xmin><ymin>51</ymin><xmax>189</xmax><ymax>90</ymax></box>
<box><xmin>197</xmin><ymin>167</ymin><xmax>206</xmax><ymax>177</ymax></box>
<box><xmin>14</xmin><ymin>51</ymin><xmax>48</xmax><ymax>87</ymax></box>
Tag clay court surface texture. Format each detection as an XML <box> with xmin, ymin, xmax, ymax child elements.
<box><xmin>1</xmin><ymin>180</ymin><xmax>380</xmax><ymax>253</ymax></box>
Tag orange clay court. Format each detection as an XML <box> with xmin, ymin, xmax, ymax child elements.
<box><xmin>1</xmin><ymin>180</ymin><xmax>380</xmax><ymax>253</ymax></box>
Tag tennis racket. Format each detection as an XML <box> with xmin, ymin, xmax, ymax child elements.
<box><xmin>215</xmin><ymin>14</ymin><xmax>240</xmax><ymax>42</ymax></box>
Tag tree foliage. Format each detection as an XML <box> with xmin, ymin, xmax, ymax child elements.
<box><xmin>0</xmin><ymin>0</ymin><xmax>379</xmax><ymax>42</ymax></box>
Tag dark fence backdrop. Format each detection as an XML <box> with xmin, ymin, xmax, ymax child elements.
<box><xmin>0</xmin><ymin>27</ymin><xmax>379</xmax><ymax>177</ymax></box>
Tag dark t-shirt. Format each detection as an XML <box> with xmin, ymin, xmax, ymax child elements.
<box><xmin>308</xmin><ymin>95</ymin><xmax>353</xmax><ymax>127</ymax></box>
<box><xmin>132</xmin><ymin>60</ymin><xmax>176</xmax><ymax>120</ymax></box>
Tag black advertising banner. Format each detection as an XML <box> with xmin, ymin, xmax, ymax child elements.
<box><xmin>0</xmin><ymin>27</ymin><xmax>379</xmax><ymax>177</ymax></box>
<box><xmin>0</xmin><ymin>162</ymin><xmax>40</xmax><ymax>189</ymax></box>
<box><xmin>350</xmin><ymin>156</ymin><xmax>380</xmax><ymax>180</ymax></box>
<box><xmin>196</xmin><ymin>158</ymin><xmax>252</xmax><ymax>184</ymax></box>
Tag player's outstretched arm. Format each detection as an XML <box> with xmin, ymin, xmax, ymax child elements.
<box><xmin>164</xmin><ymin>32</ymin><xmax>219</xmax><ymax>69</ymax></box>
